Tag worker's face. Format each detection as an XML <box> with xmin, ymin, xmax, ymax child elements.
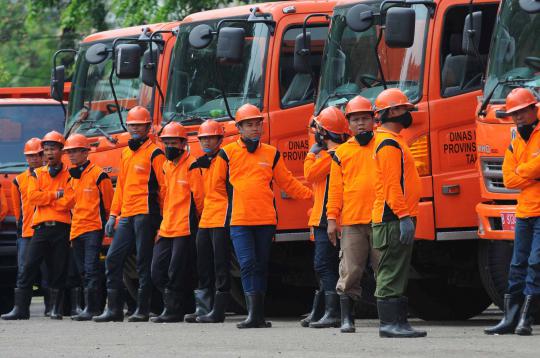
<box><xmin>199</xmin><ymin>135</ymin><xmax>222</xmax><ymax>155</ymax></box>
<box><xmin>511</xmin><ymin>105</ymin><xmax>538</xmax><ymax>127</ymax></box>
<box><xmin>238</xmin><ymin>119</ymin><xmax>263</xmax><ymax>140</ymax></box>
<box><xmin>162</xmin><ymin>137</ymin><xmax>186</xmax><ymax>150</ymax></box>
<box><xmin>43</xmin><ymin>143</ymin><xmax>63</xmax><ymax>166</ymax></box>
<box><xmin>66</xmin><ymin>148</ymin><xmax>89</xmax><ymax>167</ymax></box>
<box><xmin>127</xmin><ymin>123</ymin><xmax>151</xmax><ymax>139</ymax></box>
<box><xmin>25</xmin><ymin>153</ymin><xmax>44</xmax><ymax>170</ymax></box>
<box><xmin>348</xmin><ymin>112</ymin><xmax>375</xmax><ymax>135</ymax></box>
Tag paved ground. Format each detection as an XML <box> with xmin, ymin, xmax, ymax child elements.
<box><xmin>0</xmin><ymin>299</ymin><xmax>539</xmax><ymax>358</ymax></box>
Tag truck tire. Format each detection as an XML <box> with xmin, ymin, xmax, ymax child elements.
<box><xmin>123</xmin><ymin>254</ymin><xmax>164</xmax><ymax>315</ymax></box>
<box><xmin>478</xmin><ymin>240</ymin><xmax>513</xmax><ymax>309</ymax></box>
<box><xmin>0</xmin><ymin>288</ymin><xmax>14</xmax><ymax>314</ymax></box>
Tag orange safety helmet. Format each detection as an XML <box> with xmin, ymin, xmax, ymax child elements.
<box><xmin>126</xmin><ymin>106</ymin><xmax>152</xmax><ymax>124</ymax></box>
<box><xmin>198</xmin><ymin>119</ymin><xmax>225</xmax><ymax>137</ymax></box>
<box><xmin>41</xmin><ymin>131</ymin><xmax>66</xmax><ymax>147</ymax></box>
<box><xmin>315</xmin><ymin>106</ymin><xmax>350</xmax><ymax>135</ymax></box>
<box><xmin>374</xmin><ymin>88</ymin><xmax>414</xmax><ymax>113</ymax></box>
<box><xmin>24</xmin><ymin>138</ymin><xmax>43</xmax><ymax>155</ymax></box>
<box><xmin>63</xmin><ymin>134</ymin><xmax>90</xmax><ymax>151</ymax></box>
<box><xmin>159</xmin><ymin>122</ymin><xmax>187</xmax><ymax>139</ymax></box>
<box><xmin>235</xmin><ymin>103</ymin><xmax>263</xmax><ymax>124</ymax></box>
<box><xmin>505</xmin><ymin>88</ymin><xmax>538</xmax><ymax>114</ymax></box>
<box><xmin>345</xmin><ymin>96</ymin><xmax>374</xmax><ymax>117</ymax></box>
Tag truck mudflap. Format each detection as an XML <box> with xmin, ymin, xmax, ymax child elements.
<box><xmin>476</xmin><ymin>202</ymin><xmax>516</xmax><ymax>240</ymax></box>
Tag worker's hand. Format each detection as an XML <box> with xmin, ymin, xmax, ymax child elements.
<box><xmin>309</xmin><ymin>143</ymin><xmax>323</xmax><ymax>154</ymax></box>
<box><xmin>56</xmin><ymin>189</ymin><xmax>64</xmax><ymax>199</ymax></box>
<box><xmin>105</xmin><ymin>216</ymin><xmax>116</xmax><ymax>237</ymax></box>
<box><xmin>399</xmin><ymin>216</ymin><xmax>415</xmax><ymax>245</ymax></box>
<box><xmin>327</xmin><ymin>219</ymin><xmax>339</xmax><ymax>247</ymax></box>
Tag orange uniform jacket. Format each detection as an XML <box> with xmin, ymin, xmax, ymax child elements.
<box><xmin>327</xmin><ymin>137</ymin><xmax>376</xmax><ymax>225</ymax></box>
<box><xmin>28</xmin><ymin>165</ymin><xmax>72</xmax><ymax>227</ymax></box>
<box><xmin>11</xmin><ymin>170</ymin><xmax>37</xmax><ymax>238</ymax></box>
<box><xmin>159</xmin><ymin>152</ymin><xmax>204</xmax><ymax>238</ymax></box>
<box><xmin>304</xmin><ymin>149</ymin><xmax>334</xmax><ymax>227</ymax></box>
<box><xmin>60</xmin><ymin>162</ymin><xmax>114</xmax><ymax>240</ymax></box>
<box><xmin>196</xmin><ymin>155</ymin><xmax>230</xmax><ymax>229</ymax></box>
<box><xmin>0</xmin><ymin>184</ymin><xmax>8</xmax><ymax>223</ymax></box>
<box><xmin>503</xmin><ymin>125</ymin><xmax>540</xmax><ymax>218</ymax></box>
<box><xmin>110</xmin><ymin>139</ymin><xmax>166</xmax><ymax>218</ymax></box>
<box><xmin>212</xmin><ymin>140</ymin><xmax>312</xmax><ymax>226</ymax></box>
<box><xmin>372</xmin><ymin>129</ymin><xmax>421</xmax><ymax>223</ymax></box>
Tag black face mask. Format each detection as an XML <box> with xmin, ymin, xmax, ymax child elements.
<box><xmin>128</xmin><ymin>137</ymin><xmax>147</xmax><ymax>151</ymax></box>
<box><xmin>165</xmin><ymin>147</ymin><xmax>183</xmax><ymax>161</ymax></box>
<box><xmin>48</xmin><ymin>163</ymin><xmax>63</xmax><ymax>178</ymax></box>
<box><xmin>314</xmin><ymin>132</ymin><xmax>329</xmax><ymax>150</ymax></box>
<box><xmin>382</xmin><ymin>111</ymin><xmax>413</xmax><ymax>129</ymax></box>
<box><xmin>242</xmin><ymin>138</ymin><xmax>260</xmax><ymax>153</ymax></box>
<box><xmin>517</xmin><ymin>120</ymin><xmax>538</xmax><ymax>142</ymax></box>
<box><xmin>355</xmin><ymin>131</ymin><xmax>374</xmax><ymax>146</ymax></box>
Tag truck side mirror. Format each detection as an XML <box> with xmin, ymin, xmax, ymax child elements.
<box><xmin>115</xmin><ymin>44</ymin><xmax>142</xmax><ymax>79</ymax></box>
<box><xmin>85</xmin><ymin>43</ymin><xmax>109</xmax><ymax>64</ymax></box>
<box><xmin>462</xmin><ymin>11</ymin><xmax>482</xmax><ymax>56</ymax></box>
<box><xmin>346</xmin><ymin>4</ymin><xmax>374</xmax><ymax>32</ymax></box>
<box><xmin>519</xmin><ymin>0</ymin><xmax>540</xmax><ymax>14</ymax></box>
<box><xmin>142</xmin><ymin>47</ymin><xmax>159</xmax><ymax>87</ymax></box>
<box><xmin>189</xmin><ymin>24</ymin><xmax>214</xmax><ymax>49</ymax></box>
<box><xmin>385</xmin><ymin>7</ymin><xmax>416</xmax><ymax>48</ymax></box>
<box><xmin>216</xmin><ymin>27</ymin><xmax>245</xmax><ymax>64</ymax></box>
<box><xmin>50</xmin><ymin>65</ymin><xmax>65</xmax><ymax>102</ymax></box>
<box><xmin>294</xmin><ymin>32</ymin><xmax>312</xmax><ymax>74</ymax></box>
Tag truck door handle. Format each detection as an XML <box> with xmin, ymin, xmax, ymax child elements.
<box><xmin>442</xmin><ymin>184</ymin><xmax>460</xmax><ymax>195</ymax></box>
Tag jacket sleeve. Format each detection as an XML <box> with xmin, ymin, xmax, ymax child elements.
<box><xmin>10</xmin><ymin>180</ymin><xmax>21</xmax><ymax>223</ymax></box>
<box><xmin>303</xmin><ymin>152</ymin><xmax>331</xmax><ymax>184</ymax></box>
<box><xmin>503</xmin><ymin>145</ymin><xmax>534</xmax><ymax>189</ymax></box>
<box><xmin>0</xmin><ymin>186</ymin><xmax>8</xmax><ymax>222</ymax></box>
<box><xmin>110</xmin><ymin>154</ymin><xmax>125</xmax><ymax>217</ymax></box>
<box><xmin>273</xmin><ymin>152</ymin><xmax>312</xmax><ymax>200</ymax></box>
<box><xmin>210</xmin><ymin>150</ymin><xmax>229</xmax><ymax>200</ymax></box>
<box><xmin>28</xmin><ymin>172</ymin><xmax>56</xmax><ymax>206</ymax></box>
<box><xmin>189</xmin><ymin>166</ymin><xmax>205</xmax><ymax>217</ymax></box>
<box><xmin>376</xmin><ymin>144</ymin><xmax>409</xmax><ymax>218</ymax></box>
<box><xmin>54</xmin><ymin>178</ymin><xmax>76</xmax><ymax>210</ymax></box>
<box><xmin>152</xmin><ymin>151</ymin><xmax>167</xmax><ymax>212</ymax></box>
<box><xmin>326</xmin><ymin>156</ymin><xmax>343</xmax><ymax>221</ymax></box>
<box><xmin>516</xmin><ymin>153</ymin><xmax>540</xmax><ymax>180</ymax></box>
<box><xmin>98</xmin><ymin>173</ymin><xmax>114</xmax><ymax>217</ymax></box>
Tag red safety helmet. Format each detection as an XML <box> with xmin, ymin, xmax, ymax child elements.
<box><xmin>126</xmin><ymin>106</ymin><xmax>152</xmax><ymax>124</ymax></box>
<box><xmin>505</xmin><ymin>88</ymin><xmax>538</xmax><ymax>115</ymax></box>
<box><xmin>235</xmin><ymin>104</ymin><xmax>263</xmax><ymax>124</ymax></box>
<box><xmin>374</xmin><ymin>88</ymin><xmax>414</xmax><ymax>113</ymax></box>
<box><xmin>315</xmin><ymin>106</ymin><xmax>349</xmax><ymax>135</ymax></box>
<box><xmin>41</xmin><ymin>131</ymin><xmax>65</xmax><ymax>147</ymax></box>
<box><xmin>159</xmin><ymin>122</ymin><xmax>187</xmax><ymax>139</ymax></box>
<box><xmin>198</xmin><ymin>119</ymin><xmax>225</xmax><ymax>137</ymax></box>
<box><xmin>24</xmin><ymin>138</ymin><xmax>43</xmax><ymax>155</ymax></box>
<box><xmin>63</xmin><ymin>134</ymin><xmax>90</xmax><ymax>150</ymax></box>
<box><xmin>345</xmin><ymin>96</ymin><xmax>374</xmax><ymax>117</ymax></box>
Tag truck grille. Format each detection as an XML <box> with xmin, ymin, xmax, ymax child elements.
<box><xmin>480</xmin><ymin>157</ymin><xmax>519</xmax><ymax>194</ymax></box>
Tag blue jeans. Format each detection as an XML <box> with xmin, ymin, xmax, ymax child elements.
<box><xmin>72</xmin><ymin>230</ymin><xmax>104</xmax><ymax>289</ymax></box>
<box><xmin>508</xmin><ymin>217</ymin><xmax>540</xmax><ymax>295</ymax></box>
<box><xmin>313</xmin><ymin>226</ymin><xmax>339</xmax><ymax>292</ymax></box>
<box><xmin>230</xmin><ymin>225</ymin><xmax>275</xmax><ymax>294</ymax></box>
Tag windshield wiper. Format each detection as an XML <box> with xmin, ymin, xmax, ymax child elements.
<box><xmin>180</xmin><ymin>115</ymin><xmax>205</xmax><ymax>125</ymax></box>
<box><xmin>316</xmin><ymin>92</ymin><xmax>358</xmax><ymax>115</ymax></box>
<box><xmin>0</xmin><ymin>162</ymin><xmax>28</xmax><ymax>171</ymax></box>
<box><xmin>478</xmin><ymin>77</ymin><xmax>535</xmax><ymax>116</ymax></box>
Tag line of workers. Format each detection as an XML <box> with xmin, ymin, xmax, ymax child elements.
<box><xmin>1</xmin><ymin>87</ymin><xmax>538</xmax><ymax>338</ymax></box>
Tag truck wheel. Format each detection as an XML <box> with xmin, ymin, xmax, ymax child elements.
<box><xmin>123</xmin><ymin>254</ymin><xmax>163</xmax><ymax>315</ymax></box>
<box><xmin>478</xmin><ymin>240</ymin><xmax>513</xmax><ymax>309</ymax></box>
<box><xmin>0</xmin><ymin>288</ymin><xmax>14</xmax><ymax>314</ymax></box>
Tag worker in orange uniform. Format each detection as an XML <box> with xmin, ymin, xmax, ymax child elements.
<box><xmin>94</xmin><ymin>106</ymin><xmax>166</xmax><ymax>323</ymax></box>
<box><xmin>326</xmin><ymin>96</ymin><xmax>379</xmax><ymax>333</ymax></box>
<box><xmin>485</xmin><ymin>88</ymin><xmax>540</xmax><ymax>336</ymax></box>
<box><xmin>59</xmin><ymin>134</ymin><xmax>113</xmax><ymax>321</ymax></box>
<box><xmin>371</xmin><ymin>89</ymin><xmax>426</xmax><ymax>338</ymax></box>
<box><xmin>302</xmin><ymin>107</ymin><xmax>349</xmax><ymax>330</ymax></box>
<box><xmin>185</xmin><ymin>120</ymin><xmax>232</xmax><ymax>324</ymax></box>
<box><xmin>150</xmin><ymin>122</ymin><xmax>204</xmax><ymax>323</ymax></box>
<box><xmin>212</xmin><ymin>103</ymin><xmax>312</xmax><ymax>329</ymax></box>
<box><xmin>2</xmin><ymin>131</ymin><xmax>71</xmax><ymax>320</ymax></box>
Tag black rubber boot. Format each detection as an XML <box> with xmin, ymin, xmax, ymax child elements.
<box><xmin>515</xmin><ymin>295</ymin><xmax>540</xmax><ymax>336</ymax></box>
<box><xmin>197</xmin><ymin>291</ymin><xmax>230</xmax><ymax>323</ymax></box>
<box><xmin>128</xmin><ymin>288</ymin><xmax>151</xmax><ymax>322</ymax></box>
<box><xmin>300</xmin><ymin>289</ymin><xmax>324</xmax><ymax>327</ymax></box>
<box><xmin>378</xmin><ymin>298</ymin><xmax>426</xmax><ymax>338</ymax></box>
<box><xmin>43</xmin><ymin>290</ymin><xmax>51</xmax><ymax>317</ymax></box>
<box><xmin>309</xmin><ymin>291</ymin><xmax>340</xmax><ymax>328</ymax></box>
<box><xmin>70</xmin><ymin>287</ymin><xmax>83</xmax><ymax>317</ymax></box>
<box><xmin>1</xmin><ymin>288</ymin><xmax>32</xmax><ymax>320</ymax></box>
<box><xmin>184</xmin><ymin>289</ymin><xmax>213</xmax><ymax>323</ymax></box>
<box><xmin>49</xmin><ymin>288</ymin><xmax>65</xmax><ymax>320</ymax></box>
<box><xmin>151</xmin><ymin>289</ymin><xmax>183</xmax><ymax>323</ymax></box>
<box><xmin>72</xmin><ymin>288</ymin><xmax>100</xmax><ymax>321</ymax></box>
<box><xmin>397</xmin><ymin>297</ymin><xmax>426</xmax><ymax>337</ymax></box>
<box><xmin>237</xmin><ymin>292</ymin><xmax>271</xmax><ymax>329</ymax></box>
<box><xmin>485</xmin><ymin>293</ymin><xmax>524</xmax><ymax>335</ymax></box>
<box><xmin>93</xmin><ymin>289</ymin><xmax>124</xmax><ymax>322</ymax></box>
<box><xmin>340</xmin><ymin>295</ymin><xmax>355</xmax><ymax>333</ymax></box>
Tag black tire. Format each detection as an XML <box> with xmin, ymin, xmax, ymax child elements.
<box><xmin>0</xmin><ymin>288</ymin><xmax>14</xmax><ymax>314</ymax></box>
<box><xmin>123</xmin><ymin>254</ymin><xmax>163</xmax><ymax>315</ymax></box>
<box><xmin>478</xmin><ymin>240</ymin><xmax>513</xmax><ymax>309</ymax></box>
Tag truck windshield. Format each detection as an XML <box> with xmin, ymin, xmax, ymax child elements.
<box><xmin>484</xmin><ymin>0</ymin><xmax>540</xmax><ymax>102</ymax></box>
<box><xmin>66</xmin><ymin>40</ymin><xmax>153</xmax><ymax>137</ymax></box>
<box><xmin>315</xmin><ymin>3</ymin><xmax>429</xmax><ymax>113</ymax></box>
<box><xmin>0</xmin><ymin>105</ymin><xmax>64</xmax><ymax>170</ymax></box>
<box><xmin>163</xmin><ymin>20</ymin><xmax>269</xmax><ymax>123</ymax></box>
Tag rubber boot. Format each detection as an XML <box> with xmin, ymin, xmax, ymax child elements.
<box><xmin>237</xmin><ymin>292</ymin><xmax>271</xmax><ymax>329</ymax></box>
<box><xmin>93</xmin><ymin>289</ymin><xmax>124</xmax><ymax>322</ymax></box>
<box><xmin>515</xmin><ymin>295</ymin><xmax>540</xmax><ymax>336</ymax></box>
<box><xmin>397</xmin><ymin>297</ymin><xmax>426</xmax><ymax>337</ymax></box>
<box><xmin>1</xmin><ymin>288</ymin><xmax>32</xmax><ymax>320</ymax></box>
<box><xmin>72</xmin><ymin>288</ymin><xmax>100</xmax><ymax>321</ymax></box>
<box><xmin>43</xmin><ymin>290</ymin><xmax>51</xmax><ymax>317</ymax></box>
<box><xmin>197</xmin><ymin>291</ymin><xmax>230</xmax><ymax>323</ymax></box>
<box><xmin>339</xmin><ymin>295</ymin><xmax>355</xmax><ymax>333</ymax></box>
<box><xmin>70</xmin><ymin>287</ymin><xmax>83</xmax><ymax>317</ymax></box>
<box><xmin>485</xmin><ymin>293</ymin><xmax>524</xmax><ymax>335</ymax></box>
<box><xmin>378</xmin><ymin>298</ymin><xmax>426</xmax><ymax>338</ymax></box>
<box><xmin>309</xmin><ymin>291</ymin><xmax>340</xmax><ymax>328</ymax></box>
<box><xmin>151</xmin><ymin>289</ymin><xmax>183</xmax><ymax>323</ymax></box>
<box><xmin>49</xmin><ymin>288</ymin><xmax>64</xmax><ymax>320</ymax></box>
<box><xmin>300</xmin><ymin>289</ymin><xmax>324</xmax><ymax>327</ymax></box>
<box><xmin>128</xmin><ymin>288</ymin><xmax>151</xmax><ymax>322</ymax></box>
<box><xmin>184</xmin><ymin>289</ymin><xmax>213</xmax><ymax>323</ymax></box>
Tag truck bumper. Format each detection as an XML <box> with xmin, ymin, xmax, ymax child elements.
<box><xmin>476</xmin><ymin>202</ymin><xmax>516</xmax><ymax>240</ymax></box>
